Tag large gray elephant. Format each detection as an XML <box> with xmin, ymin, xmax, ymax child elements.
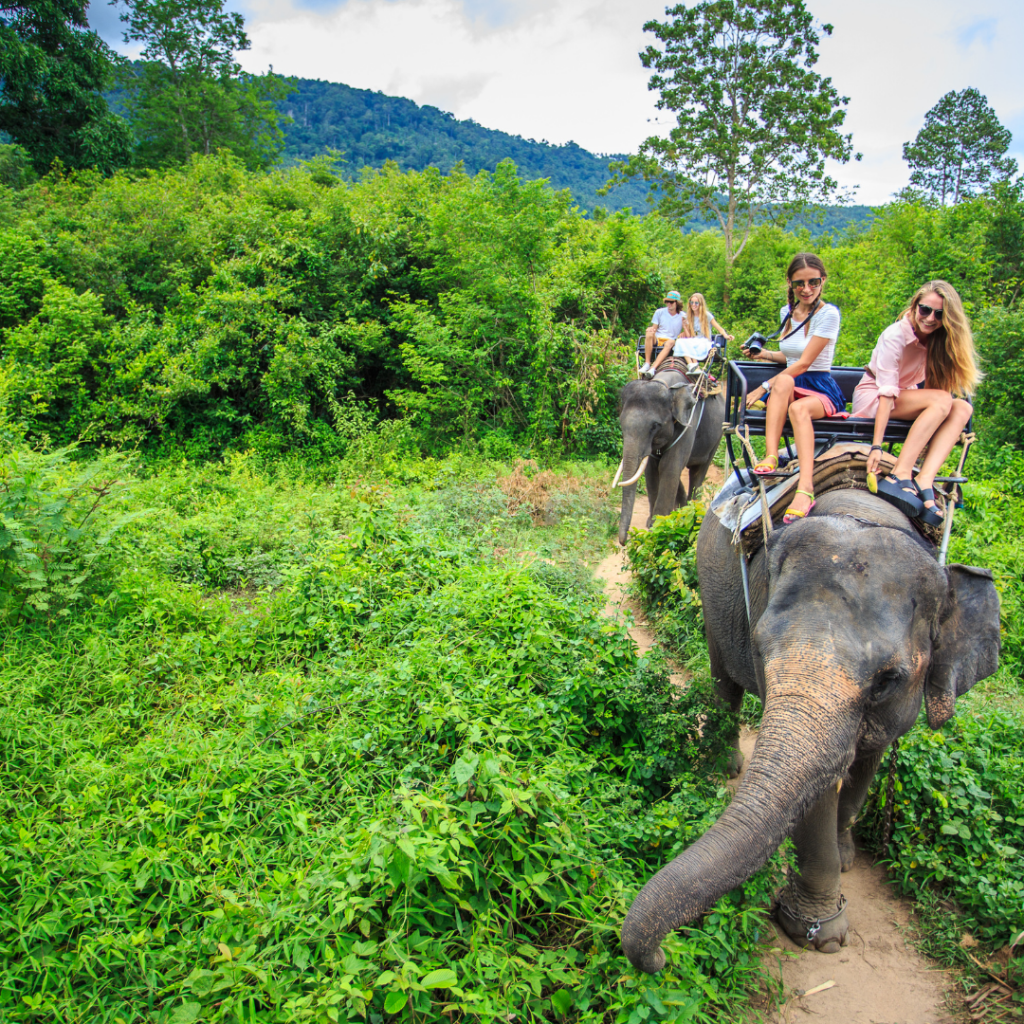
<box><xmin>615</xmin><ymin>370</ymin><xmax>725</xmax><ymax>546</ymax></box>
<box><xmin>622</xmin><ymin>488</ymin><xmax>1001</xmax><ymax>971</ymax></box>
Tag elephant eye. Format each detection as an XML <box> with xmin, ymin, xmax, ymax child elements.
<box><xmin>870</xmin><ymin>669</ymin><xmax>903</xmax><ymax>702</ymax></box>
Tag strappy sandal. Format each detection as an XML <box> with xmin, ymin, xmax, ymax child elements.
<box><xmin>783</xmin><ymin>489</ymin><xmax>816</xmax><ymax>524</ymax></box>
<box><xmin>914</xmin><ymin>485</ymin><xmax>944</xmax><ymax>526</ymax></box>
<box><xmin>753</xmin><ymin>455</ymin><xmax>779</xmax><ymax>475</ymax></box>
<box><xmin>876</xmin><ymin>476</ymin><xmax>924</xmax><ymax>517</ymax></box>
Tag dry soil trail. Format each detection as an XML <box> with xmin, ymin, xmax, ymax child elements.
<box><xmin>594</xmin><ymin>473</ymin><xmax>958</xmax><ymax>1024</ymax></box>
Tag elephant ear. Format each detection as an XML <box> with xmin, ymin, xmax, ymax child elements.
<box><xmin>925</xmin><ymin>564</ymin><xmax>1001</xmax><ymax>729</ymax></box>
<box><xmin>671</xmin><ymin>383</ymin><xmax>696</xmax><ymax>426</ymax></box>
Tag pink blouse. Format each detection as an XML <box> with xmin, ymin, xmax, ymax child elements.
<box><xmin>866</xmin><ymin>317</ymin><xmax>927</xmax><ymax>398</ymax></box>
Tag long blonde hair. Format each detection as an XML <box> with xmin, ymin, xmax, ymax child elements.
<box><xmin>688</xmin><ymin>293</ymin><xmax>711</xmax><ymax>338</ymax></box>
<box><xmin>900</xmin><ymin>281</ymin><xmax>981</xmax><ymax>396</ymax></box>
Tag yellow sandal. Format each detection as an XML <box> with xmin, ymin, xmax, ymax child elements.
<box><xmin>753</xmin><ymin>455</ymin><xmax>779</xmax><ymax>475</ymax></box>
<box><xmin>783</xmin><ymin>489</ymin><xmax>816</xmax><ymax>524</ymax></box>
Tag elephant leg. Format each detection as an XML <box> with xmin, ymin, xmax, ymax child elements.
<box><xmin>837</xmin><ymin>750</ymin><xmax>885</xmax><ymax>872</ymax></box>
<box><xmin>708</xmin><ymin>631</ymin><xmax>746</xmax><ymax>778</ymax></box>
<box><xmin>676</xmin><ymin>478</ymin><xmax>688</xmax><ymax>508</ymax></box>
<box><xmin>775</xmin><ymin>785</ymin><xmax>848</xmax><ymax>953</ymax></box>
<box><xmin>687</xmin><ymin>460</ymin><xmax>710</xmax><ymax>502</ymax></box>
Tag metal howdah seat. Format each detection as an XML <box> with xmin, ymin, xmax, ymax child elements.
<box><xmin>724</xmin><ymin>360</ymin><xmax>974</xmax><ymax>485</ymax></box>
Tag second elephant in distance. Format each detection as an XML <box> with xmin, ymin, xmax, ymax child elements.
<box><xmin>615</xmin><ymin>369</ymin><xmax>725</xmax><ymax>546</ymax></box>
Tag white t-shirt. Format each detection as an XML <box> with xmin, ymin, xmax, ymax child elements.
<box><xmin>778</xmin><ymin>303</ymin><xmax>840</xmax><ymax>372</ymax></box>
<box><xmin>651</xmin><ymin>307</ymin><xmax>685</xmax><ymax>340</ymax></box>
<box><xmin>689</xmin><ymin>310</ymin><xmax>716</xmax><ymax>338</ymax></box>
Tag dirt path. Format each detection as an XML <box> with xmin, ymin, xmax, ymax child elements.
<box><xmin>596</xmin><ymin>476</ymin><xmax>958</xmax><ymax>1024</ymax></box>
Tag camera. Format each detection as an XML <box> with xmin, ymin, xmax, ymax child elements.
<box><xmin>743</xmin><ymin>331</ymin><xmax>766</xmax><ymax>355</ymax></box>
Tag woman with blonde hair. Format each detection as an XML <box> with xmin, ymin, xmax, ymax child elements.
<box><xmin>855</xmin><ymin>280</ymin><xmax>980</xmax><ymax>524</ymax></box>
<box><xmin>687</xmin><ymin>293</ymin><xmax>734</xmax><ymax>346</ymax></box>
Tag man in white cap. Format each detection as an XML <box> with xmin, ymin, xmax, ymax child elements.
<box><xmin>640</xmin><ymin>291</ymin><xmax>688</xmax><ymax>378</ymax></box>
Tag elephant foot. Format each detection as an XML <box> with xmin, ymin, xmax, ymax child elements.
<box><xmin>838</xmin><ymin>828</ymin><xmax>856</xmax><ymax>872</ymax></box>
<box><xmin>728</xmin><ymin>744</ymin><xmax>744</xmax><ymax>779</ymax></box>
<box><xmin>775</xmin><ymin>891</ymin><xmax>849</xmax><ymax>953</ymax></box>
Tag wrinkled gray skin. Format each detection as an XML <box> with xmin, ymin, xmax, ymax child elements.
<box><xmin>622</xmin><ymin>489</ymin><xmax>1001</xmax><ymax>972</ymax></box>
<box><xmin>617</xmin><ymin>370</ymin><xmax>725</xmax><ymax>546</ymax></box>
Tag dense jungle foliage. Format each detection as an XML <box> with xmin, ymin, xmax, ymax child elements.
<box><xmin>0</xmin><ymin>451</ymin><xmax>789</xmax><ymax>1023</ymax></box>
<box><xmin>1</xmin><ymin>153</ymin><xmax>1023</xmax><ymax>1020</ymax></box>
<box><xmin>0</xmin><ymin>151</ymin><xmax>1021</xmax><ymax>462</ymax></box>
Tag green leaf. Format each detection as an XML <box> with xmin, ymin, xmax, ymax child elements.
<box><xmin>170</xmin><ymin>1003</ymin><xmax>202</xmax><ymax>1024</ymax></box>
<box><xmin>551</xmin><ymin>989</ymin><xmax>573</xmax><ymax>1016</ymax></box>
<box><xmin>383</xmin><ymin>991</ymin><xmax>408</xmax><ymax>1014</ymax></box>
<box><xmin>419</xmin><ymin>968</ymin><xmax>457</xmax><ymax>989</ymax></box>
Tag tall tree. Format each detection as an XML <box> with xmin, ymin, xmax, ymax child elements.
<box><xmin>608</xmin><ymin>0</ymin><xmax>856</xmax><ymax>306</ymax></box>
<box><xmin>116</xmin><ymin>0</ymin><xmax>292</xmax><ymax>169</ymax></box>
<box><xmin>0</xmin><ymin>0</ymin><xmax>133</xmax><ymax>173</ymax></box>
<box><xmin>903</xmin><ymin>89</ymin><xmax>1017</xmax><ymax>206</ymax></box>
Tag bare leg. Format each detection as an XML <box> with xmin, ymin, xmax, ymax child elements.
<box><xmin>763</xmin><ymin>375</ymin><xmax>795</xmax><ymax>460</ymax></box>
<box><xmin>651</xmin><ymin>342</ymin><xmax>672</xmax><ymax>374</ymax></box>
<box><xmin>914</xmin><ymin>399</ymin><xmax>973</xmax><ymax>512</ymax></box>
<box><xmin>888</xmin><ymin>389</ymin><xmax>953</xmax><ymax>479</ymax></box>
<box><xmin>787</xmin><ymin>395</ymin><xmax>827</xmax><ymax>516</ymax></box>
<box><xmin>644</xmin><ymin>327</ymin><xmax>657</xmax><ymax>366</ymax></box>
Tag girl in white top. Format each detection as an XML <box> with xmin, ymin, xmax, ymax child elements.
<box><xmin>686</xmin><ymin>293</ymin><xmax>734</xmax><ymax>346</ymax></box>
<box><xmin>741</xmin><ymin>253</ymin><xmax>844</xmax><ymax>522</ymax></box>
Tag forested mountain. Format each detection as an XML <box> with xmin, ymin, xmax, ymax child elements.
<box><xmin>275</xmin><ymin>77</ymin><xmax>648</xmax><ymax>214</ymax></box>
<box><xmin>274</xmin><ymin>77</ymin><xmax>873</xmax><ymax>231</ymax></box>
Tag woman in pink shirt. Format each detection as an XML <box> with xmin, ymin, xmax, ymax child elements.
<box><xmin>853</xmin><ymin>280</ymin><xmax>980</xmax><ymax>524</ymax></box>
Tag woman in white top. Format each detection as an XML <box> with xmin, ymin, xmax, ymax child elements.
<box><xmin>741</xmin><ymin>253</ymin><xmax>844</xmax><ymax>522</ymax></box>
<box><xmin>641</xmin><ymin>291</ymin><xmax>689</xmax><ymax>377</ymax></box>
<box><xmin>686</xmin><ymin>293</ymin><xmax>734</xmax><ymax>346</ymax></box>
<box><xmin>855</xmin><ymin>281</ymin><xmax>979</xmax><ymax>524</ymax></box>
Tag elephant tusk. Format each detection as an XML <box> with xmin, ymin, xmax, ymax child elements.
<box><xmin>618</xmin><ymin>456</ymin><xmax>649</xmax><ymax>488</ymax></box>
<box><xmin>611</xmin><ymin>460</ymin><xmax>624</xmax><ymax>489</ymax></box>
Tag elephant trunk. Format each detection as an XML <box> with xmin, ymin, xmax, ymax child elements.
<box><xmin>617</xmin><ymin>441</ymin><xmax>648</xmax><ymax>546</ymax></box>
<box><xmin>621</xmin><ymin>666</ymin><xmax>860</xmax><ymax>973</ymax></box>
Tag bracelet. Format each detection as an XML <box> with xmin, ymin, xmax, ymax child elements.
<box><xmin>870</xmin><ymin>445</ymin><xmax>883</xmax><ymax>451</ymax></box>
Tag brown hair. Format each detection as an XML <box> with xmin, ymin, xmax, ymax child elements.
<box><xmin>899</xmin><ymin>281</ymin><xmax>981</xmax><ymax>396</ymax></box>
<box><xmin>781</xmin><ymin>253</ymin><xmax>828</xmax><ymax>338</ymax></box>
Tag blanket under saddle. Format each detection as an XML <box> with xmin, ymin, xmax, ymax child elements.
<box><xmin>710</xmin><ymin>443</ymin><xmax>947</xmax><ymax>555</ymax></box>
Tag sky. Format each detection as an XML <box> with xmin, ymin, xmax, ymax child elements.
<box><xmin>90</xmin><ymin>0</ymin><xmax>1024</xmax><ymax>206</ymax></box>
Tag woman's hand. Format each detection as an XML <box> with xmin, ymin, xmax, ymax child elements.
<box><xmin>725</xmin><ymin>333</ymin><xmax>734</xmax><ymax>342</ymax></box>
<box><xmin>866</xmin><ymin>447</ymin><xmax>882</xmax><ymax>475</ymax></box>
<box><xmin>746</xmin><ymin>387</ymin><xmax>766</xmax><ymax>409</ymax></box>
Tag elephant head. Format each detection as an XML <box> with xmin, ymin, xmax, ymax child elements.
<box><xmin>616</xmin><ymin>377</ymin><xmax>702</xmax><ymax>546</ymax></box>
<box><xmin>622</xmin><ymin>508</ymin><xmax>1000</xmax><ymax>973</ymax></box>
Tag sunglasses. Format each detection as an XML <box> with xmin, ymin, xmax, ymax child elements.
<box><xmin>791</xmin><ymin>277</ymin><xmax>823</xmax><ymax>290</ymax></box>
<box><xmin>917</xmin><ymin>302</ymin><xmax>943</xmax><ymax>321</ymax></box>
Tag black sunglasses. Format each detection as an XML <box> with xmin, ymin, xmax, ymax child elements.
<box><xmin>791</xmin><ymin>277</ymin><xmax>823</xmax><ymax>290</ymax></box>
<box><xmin>917</xmin><ymin>302</ymin><xmax>943</xmax><ymax>321</ymax></box>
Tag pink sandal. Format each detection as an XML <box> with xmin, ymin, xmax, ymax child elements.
<box><xmin>783</xmin><ymin>489</ymin><xmax>816</xmax><ymax>524</ymax></box>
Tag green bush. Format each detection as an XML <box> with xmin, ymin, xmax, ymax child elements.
<box><xmin>859</xmin><ymin>705</ymin><xmax>1024</xmax><ymax>949</ymax></box>
<box><xmin>0</xmin><ymin>445</ymin><xmax>141</xmax><ymax>623</ymax></box>
<box><xmin>0</xmin><ymin>459</ymin><xmax>778</xmax><ymax>1023</ymax></box>
<box><xmin>625</xmin><ymin>503</ymin><xmax>705</xmax><ymax>654</ymax></box>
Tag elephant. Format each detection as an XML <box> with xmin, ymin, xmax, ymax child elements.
<box><xmin>615</xmin><ymin>369</ymin><xmax>725</xmax><ymax>546</ymax></box>
<box><xmin>621</xmin><ymin>487</ymin><xmax>1001</xmax><ymax>971</ymax></box>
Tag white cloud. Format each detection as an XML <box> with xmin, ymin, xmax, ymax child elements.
<box><xmin>145</xmin><ymin>0</ymin><xmax>1023</xmax><ymax>205</ymax></box>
